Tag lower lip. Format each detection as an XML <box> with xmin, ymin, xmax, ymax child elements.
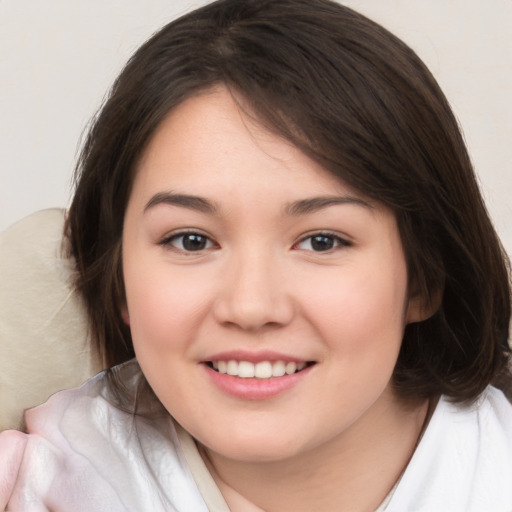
<box><xmin>203</xmin><ymin>364</ymin><xmax>314</xmax><ymax>400</ymax></box>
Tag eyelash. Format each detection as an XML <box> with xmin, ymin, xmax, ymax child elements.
<box><xmin>159</xmin><ymin>230</ymin><xmax>351</xmax><ymax>254</ymax></box>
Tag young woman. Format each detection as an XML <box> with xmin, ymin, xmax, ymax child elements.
<box><xmin>1</xmin><ymin>0</ymin><xmax>511</xmax><ymax>510</ymax></box>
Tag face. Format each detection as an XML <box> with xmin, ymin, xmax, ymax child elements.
<box><xmin>122</xmin><ymin>87</ymin><xmax>423</xmax><ymax>463</ymax></box>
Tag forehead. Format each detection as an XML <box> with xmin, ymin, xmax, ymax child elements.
<box><xmin>133</xmin><ymin>87</ymin><xmax>368</xmax><ymax>205</ymax></box>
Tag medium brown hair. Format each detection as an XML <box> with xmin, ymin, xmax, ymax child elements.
<box><xmin>67</xmin><ymin>0</ymin><xmax>511</xmax><ymax>402</ymax></box>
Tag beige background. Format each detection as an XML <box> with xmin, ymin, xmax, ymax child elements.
<box><xmin>1</xmin><ymin>0</ymin><xmax>511</xmax><ymax>255</ymax></box>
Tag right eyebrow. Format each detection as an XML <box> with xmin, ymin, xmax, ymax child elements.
<box><xmin>144</xmin><ymin>192</ymin><xmax>218</xmax><ymax>214</ymax></box>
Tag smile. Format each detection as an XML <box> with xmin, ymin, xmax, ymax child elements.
<box><xmin>207</xmin><ymin>360</ymin><xmax>311</xmax><ymax>379</ymax></box>
<box><xmin>203</xmin><ymin>357</ymin><xmax>316</xmax><ymax>400</ymax></box>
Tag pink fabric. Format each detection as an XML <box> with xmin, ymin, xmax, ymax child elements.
<box><xmin>0</xmin><ymin>362</ymin><xmax>210</xmax><ymax>512</ymax></box>
<box><xmin>0</xmin><ymin>431</ymin><xmax>27</xmax><ymax>510</ymax></box>
<box><xmin>2</xmin><ymin>360</ymin><xmax>511</xmax><ymax>511</ymax></box>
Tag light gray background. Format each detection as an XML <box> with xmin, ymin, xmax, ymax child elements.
<box><xmin>1</xmin><ymin>0</ymin><xmax>511</xmax><ymax>255</ymax></box>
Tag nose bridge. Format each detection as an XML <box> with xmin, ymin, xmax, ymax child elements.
<box><xmin>214</xmin><ymin>242</ymin><xmax>293</xmax><ymax>330</ymax></box>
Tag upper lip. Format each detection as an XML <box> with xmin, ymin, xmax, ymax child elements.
<box><xmin>201</xmin><ymin>350</ymin><xmax>313</xmax><ymax>364</ymax></box>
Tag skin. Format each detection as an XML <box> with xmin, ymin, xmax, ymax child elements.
<box><xmin>122</xmin><ymin>87</ymin><xmax>431</xmax><ymax>511</ymax></box>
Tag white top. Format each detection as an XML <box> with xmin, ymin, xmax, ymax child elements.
<box><xmin>1</xmin><ymin>360</ymin><xmax>511</xmax><ymax>511</ymax></box>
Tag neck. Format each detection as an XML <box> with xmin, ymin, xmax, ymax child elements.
<box><xmin>201</xmin><ymin>394</ymin><xmax>430</xmax><ymax>512</ymax></box>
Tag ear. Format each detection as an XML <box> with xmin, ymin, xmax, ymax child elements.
<box><xmin>406</xmin><ymin>287</ymin><xmax>442</xmax><ymax>324</ymax></box>
<box><xmin>121</xmin><ymin>305</ymin><xmax>131</xmax><ymax>326</ymax></box>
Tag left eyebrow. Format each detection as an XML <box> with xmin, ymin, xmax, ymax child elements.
<box><xmin>285</xmin><ymin>196</ymin><xmax>374</xmax><ymax>216</ymax></box>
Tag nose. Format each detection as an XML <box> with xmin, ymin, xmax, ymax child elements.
<box><xmin>212</xmin><ymin>249</ymin><xmax>295</xmax><ymax>332</ymax></box>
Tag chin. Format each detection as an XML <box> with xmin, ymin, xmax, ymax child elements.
<box><xmin>199</xmin><ymin>427</ymin><xmax>317</xmax><ymax>464</ymax></box>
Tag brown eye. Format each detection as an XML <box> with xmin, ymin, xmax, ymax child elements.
<box><xmin>162</xmin><ymin>232</ymin><xmax>215</xmax><ymax>252</ymax></box>
<box><xmin>295</xmin><ymin>233</ymin><xmax>351</xmax><ymax>252</ymax></box>
<box><xmin>310</xmin><ymin>235</ymin><xmax>335</xmax><ymax>251</ymax></box>
<box><xmin>182</xmin><ymin>234</ymin><xmax>209</xmax><ymax>251</ymax></box>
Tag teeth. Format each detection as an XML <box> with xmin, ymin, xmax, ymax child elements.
<box><xmin>227</xmin><ymin>360</ymin><xmax>238</xmax><ymax>376</ymax></box>
<box><xmin>285</xmin><ymin>362</ymin><xmax>297</xmax><ymax>375</ymax></box>
<box><xmin>238</xmin><ymin>361</ymin><xmax>255</xmax><ymax>378</ymax></box>
<box><xmin>255</xmin><ymin>361</ymin><xmax>272</xmax><ymax>379</ymax></box>
<box><xmin>272</xmin><ymin>360</ymin><xmax>286</xmax><ymax>377</ymax></box>
<box><xmin>211</xmin><ymin>360</ymin><xmax>309</xmax><ymax>379</ymax></box>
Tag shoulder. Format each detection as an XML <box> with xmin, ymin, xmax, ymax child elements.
<box><xmin>0</xmin><ymin>365</ymin><xmax>138</xmax><ymax>510</ymax></box>
<box><xmin>0</xmin><ymin>361</ymin><xmax>209</xmax><ymax>511</ymax></box>
<box><xmin>0</xmin><ymin>430</ymin><xmax>27</xmax><ymax>509</ymax></box>
<box><xmin>24</xmin><ymin>359</ymin><xmax>145</xmax><ymax>438</ymax></box>
<box><xmin>388</xmin><ymin>387</ymin><xmax>512</xmax><ymax>511</ymax></box>
<box><xmin>481</xmin><ymin>385</ymin><xmax>512</xmax><ymax>426</ymax></box>
<box><xmin>438</xmin><ymin>386</ymin><xmax>512</xmax><ymax>461</ymax></box>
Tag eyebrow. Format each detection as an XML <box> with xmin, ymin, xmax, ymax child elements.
<box><xmin>285</xmin><ymin>195</ymin><xmax>374</xmax><ymax>216</ymax></box>
<box><xmin>144</xmin><ymin>192</ymin><xmax>218</xmax><ymax>214</ymax></box>
<box><xmin>144</xmin><ymin>191</ymin><xmax>373</xmax><ymax>216</ymax></box>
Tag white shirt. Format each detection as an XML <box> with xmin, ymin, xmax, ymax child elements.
<box><xmin>1</xmin><ymin>360</ymin><xmax>511</xmax><ymax>511</ymax></box>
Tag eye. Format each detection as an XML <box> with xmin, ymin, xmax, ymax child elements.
<box><xmin>160</xmin><ymin>231</ymin><xmax>216</xmax><ymax>252</ymax></box>
<box><xmin>295</xmin><ymin>232</ymin><xmax>351</xmax><ymax>252</ymax></box>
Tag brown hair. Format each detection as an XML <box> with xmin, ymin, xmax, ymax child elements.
<box><xmin>67</xmin><ymin>0</ymin><xmax>511</xmax><ymax>402</ymax></box>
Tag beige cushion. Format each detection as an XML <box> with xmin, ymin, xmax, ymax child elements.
<box><xmin>0</xmin><ymin>209</ymin><xmax>103</xmax><ymax>430</ymax></box>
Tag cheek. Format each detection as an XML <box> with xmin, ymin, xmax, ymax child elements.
<box><xmin>124</xmin><ymin>261</ymin><xmax>212</xmax><ymax>354</ymax></box>
<box><xmin>299</xmin><ymin>261</ymin><xmax>408</xmax><ymax>352</ymax></box>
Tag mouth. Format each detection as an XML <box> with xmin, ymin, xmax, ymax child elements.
<box><xmin>205</xmin><ymin>360</ymin><xmax>315</xmax><ymax>379</ymax></box>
